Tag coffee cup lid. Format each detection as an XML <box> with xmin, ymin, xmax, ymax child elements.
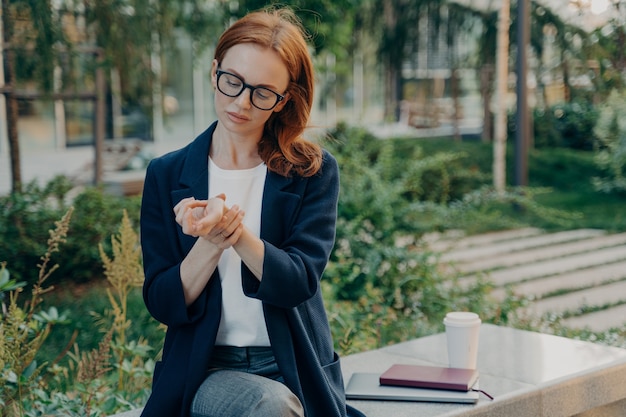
<box><xmin>444</xmin><ymin>311</ymin><xmax>481</xmax><ymax>325</ymax></box>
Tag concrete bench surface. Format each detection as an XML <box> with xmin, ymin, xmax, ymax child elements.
<box><xmin>110</xmin><ymin>324</ymin><xmax>626</xmax><ymax>417</ymax></box>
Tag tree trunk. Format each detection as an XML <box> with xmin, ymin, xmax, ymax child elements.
<box><xmin>2</xmin><ymin>0</ymin><xmax>22</xmax><ymax>193</ymax></box>
<box><xmin>451</xmin><ymin>68</ymin><xmax>461</xmax><ymax>142</ymax></box>
<box><xmin>382</xmin><ymin>0</ymin><xmax>402</xmax><ymax>122</ymax></box>
<box><xmin>7</xmin><ymin>83</ymin><xmax>20</xmax><ymax>193</ymax></box>
<box><xmin>561</xmin><ymin>49</ymin><xmax>571</xmax><ymax>103</ymax></box>
<box><xmin>480</xmin><ymin>65</ymin><xmax>493</xmax><ymax>142</ymax></box>
<box><xmin>384</xmin><ymin>58</ymin><xmax>400</xmax><ymax>122</ymax></box>
<box><xmin>493</xmin><ymin>0</ymin><xmax>510</xmax><ymax>193</ymax></box>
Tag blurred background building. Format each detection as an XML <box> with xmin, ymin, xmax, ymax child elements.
<box><xmin>0</xmin><ymin>0</ymin><xmax>615</xmax><ymax>154</ymax></box>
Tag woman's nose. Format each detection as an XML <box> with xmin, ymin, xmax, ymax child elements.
<box><xmin>234</xmin><ymin>87</ymin><xmax>253</xmax><ymax>109</ymax></box>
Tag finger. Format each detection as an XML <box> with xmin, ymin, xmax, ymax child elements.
<box><xmin>221</xmin><ymin>205</ymin><xmax>241</xmax><ymax>226</ymax></box>
<box><xmin>222</xmin><ymin>224</ymin><xmax>244</xmax><ymax>246</ymax></box>
<box><xmin>203</xmin><ymin>199</ymin><xmax>225</xmax><ymax>221</ymax></box>
<box><xmin>230</xmin><ymin>209</ymin><xmax>245</xmax><ymax>228</ymax></box>
<box><xmin>180</xmin><ymin>209</ymin><xmax>196</xmax><ymax>235</ymax></box>
<box><xmin>193</xmin><ymin>203</ymin><xmax>226</xmax><ymax>235</ymax></box>
<box><xmin>175</xmin><ymin>205</ymin><xmax>188</xmax><ymax>226</ymax></box>
<box><xmin>173</xmin><ymin>197</ymin><xmax>195</xmax><ymax>215</ymax></box>
<box><xmin>174</xmin><ymin>198</ymin><xmax>205</xmax><ymax>226</ymax></box>
<box><xmin>186</xmin><ymin>200</ymin><xmax>209</xmax><ymax>210</ymax></box>
<box><xmin>218</xmin><ymin>210</ymin><xmax>244</xmax><ymax>238</ymax></box>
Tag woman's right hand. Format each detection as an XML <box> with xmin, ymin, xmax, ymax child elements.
<box><xmin>174</xmin><ymin>195</ymin><xmax>245</xmax><ymax>247</ymax></box>
<box><xmin>174</xmin><ymin>195</ymin><xmax>224</xmax><ymax>235</ymax></box>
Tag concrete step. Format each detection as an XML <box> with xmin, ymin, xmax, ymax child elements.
<box><xmin>526</xmin><ymin>279</ymin><xmax>626</xmax><ymax>317</ymax></box>
<box><xmin>452</xmin><ymin>232</ymin><xmax>626</xmax><ymax>274</ymax></box>
<box><xmin>459</xmin><ymin>244</ymin><xmax>626</xmax><ymax>287</ymax></box>
<box><xmin>491</xmin><ymin>260</ymin><xmax>626</xmax><ymax>300</ymax></box>
<box><xmin>425</xmin><ymin>227</ymin><xmax>544</xmax><ymax>252</ymax></box>
<box><xmin>441</xmin><ymin>229</ymin><xmax>607</xmax><ymax>265</ymax></box>
<box><xmin>439</xmin><ymin>228</ymin><xmax>626</xmax><ymax>334</ymax></box>
<box><xmin>561</xmin><ymin>303</ymin><xmax>626</xmax><ymax>332</ymax></box>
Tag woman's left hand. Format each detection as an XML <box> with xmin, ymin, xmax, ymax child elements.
<box><xmin>202</xmin><ymin>204</ymin><xmax>245</xmax><ymax>249</ymax></box>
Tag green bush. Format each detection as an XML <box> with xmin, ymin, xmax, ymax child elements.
<box><xmin>509</xmin><ymin>101</ymin><xmax>599</xmax><ymax>150</ymax></box>
<box><xmin>532</xmin><ymin>107</ymin><xmax>562</xmax><ymax>148</ymax></box>
<box><xmin>318</xmin><ymin>125</ymin><xmax>575</xmax><ymax>354</ymax></box>
<box><xmin>323</xmin><ymin>124</ymin><xmax>579</xmax><ymax>301</ymax></box>
<box><xmin>0</xmin><ymin>176</ymin><xmax>141</xmax><ymax>286</ymax></box>
<box><xmin>551</xmin><ymin>101</ymin><xmax>599</xmax><ymax>150</ymax></box>
<box><xmin>593</xmin><ymin>89</ymin><xmax>626</xmax><ymax>194</ymax></box>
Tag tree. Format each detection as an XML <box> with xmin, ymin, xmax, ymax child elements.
<box><xmin>444</xmin><ymin>2</ymin><xmax>485</xmax><ymax>141</ymax></box>
<box><xmin>2</xmin><ymin>0</ymin><xmax>66</xmax><ymax>193</ymax></box>
<box><xmin>373</xmin><ymin>0</ymin><xmax>435</xmax><ymax>121</ymax></box>
<box><xmin>82</xmin><ymin>0</ymin><xmax>224</xmax><ymax>137</ymax></box>
<box><xmin>593</xmin><ymin>89</ymin><xmax>626</xmax><ymax>193</ymax></box>
<box><xmin>589</xmin><ymin>1</ymin><xmax>626</xmax><ymax>96</ymax></box>
<box><xmin>223</xmin><ymin>0</ymin><xmax>358</xmax><ymax>56</ymax></box>
<box><xmin>1</xmin><ymin>0</ymin><xmax>222</xmax><ymax>193</ymax></box>
<box><xmin>528</xmin><ymin>2</ymin><xmax>589</xmax><ymax>106</ymax></box>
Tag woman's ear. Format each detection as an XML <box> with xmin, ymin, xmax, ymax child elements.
<box><xmin>210</xmin><ymin>59</ymin><xmax>219</xmax><ymax>88</ymax></box>
<box><xmin>273</xmin><ymin>92</ymin><xmax>290</xmax><ymax>113</ymax></box>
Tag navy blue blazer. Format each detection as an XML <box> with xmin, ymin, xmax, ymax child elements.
<box><xmin>139</xmin><ymin>122</ymin><xmax>364</xmax><ymax>417</ymax></box>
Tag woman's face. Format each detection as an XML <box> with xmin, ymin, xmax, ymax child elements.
<box><xmin>212</xmin><ymin>43</ymin><xmax>290</xmax><ymax>139</ymax></box>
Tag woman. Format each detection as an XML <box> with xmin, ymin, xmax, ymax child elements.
<box><xmin>139</xmin><ymin>7</ymin><xmax>364</xmax><ymax>417</ymax></box>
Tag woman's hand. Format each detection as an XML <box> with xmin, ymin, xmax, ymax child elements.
<box><xmin>174</xmin><ymin>195</ymin><xmax>245</xmax><ymax>248</ymax></box>
<box><xmin>174</xmin><ymin>195</ymin><xmax>224</xmax><ymax>236</ymax></box>
<box><xmin>203</xmin><ymin>203</ymin><xmax>245</xmax><ymax>249</ymax></box>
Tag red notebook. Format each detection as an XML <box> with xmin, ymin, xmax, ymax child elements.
<box><xmin>379</xmin><ymin>364</ymin><xmax>479</xmax><ymax>392</ymax></box>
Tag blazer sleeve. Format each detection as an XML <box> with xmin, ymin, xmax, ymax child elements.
<box><xmin>140</xmin><ymin>156</ymin><xmax>210</xmax><ymax>327</ymax></box>
<box><xmin>242</xmin><ymin>151</ymin><xmax>340</xmax><ymax>308</ymax></box>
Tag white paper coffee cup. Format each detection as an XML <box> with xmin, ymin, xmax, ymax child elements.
<box><xmin>443</xmin><ymin>311</ymin><xmax>481</xmax><ymax>369</ymax></box>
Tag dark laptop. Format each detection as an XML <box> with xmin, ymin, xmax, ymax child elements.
<box><xmin>345</xmin><ymin>373</ymin><xmax>479</xmax><ymax>404</ymax></box>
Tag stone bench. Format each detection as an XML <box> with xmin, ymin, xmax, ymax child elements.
<box><xmin>110</xmin><ymin>324</ymin><xmax>626</xmax><ymax>417</ymax></box>
<box><xmin>102</xmin><ymin>170</ymin><xmax>145</xmax><ymax>196</ymax></box>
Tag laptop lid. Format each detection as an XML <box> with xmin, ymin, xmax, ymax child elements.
<box><xmin>345</xmin><ymin>372</ymin><xmax>479</xmax><ymax>404</ymax></box>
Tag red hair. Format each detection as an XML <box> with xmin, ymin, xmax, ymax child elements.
<box><xmin>214</xmin><ymin>8</ymin><xmax>322</xmax><ymax>177</ymax></box>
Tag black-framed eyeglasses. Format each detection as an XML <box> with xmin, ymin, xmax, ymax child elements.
<box><xmin>216</xmin><ymin>69</ymin><xmax>285</xmax><ymax>111</ymax></box>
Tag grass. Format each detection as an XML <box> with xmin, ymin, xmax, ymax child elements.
<box><xmin>396</xmin><ymin>136</ymin><xmax>626</xmax><ymax>232</ymax></box>
<box><xmin>533</xmin><ymin>190</ymin><xmax>626</xmax><ymax>231</ymax></box>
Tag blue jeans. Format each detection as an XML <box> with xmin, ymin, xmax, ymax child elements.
<box><xmin>190</xmin><ymin>346</ymin><xmax>304</xmax><ymax>417</ymax></box>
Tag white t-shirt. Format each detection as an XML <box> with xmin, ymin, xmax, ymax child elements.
<box><xmin>209</xmin><ymin>157</ymin><xmax>270</xmax><ymax>347</ymax></box>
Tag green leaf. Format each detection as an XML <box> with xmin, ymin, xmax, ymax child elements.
<box><xmin>0</xmin><ymin>266</ymin><xmax>8</xmax><ymax>285</ymax></box>
<box><xmin>22</xmin><ymin>360</ymin><xmax>38</xmax><ymax>380</ymax></box>
<box><xmin>33</xmin><ymin>306</ymin><xmax>70</xmax><ymax>325</ymax></box>
<box><xmin>5</xmin><ymin>371</ymin><xmax>18</xmax><ymax>384</ymax></box>
<box><xmin>0</xmin><ymin>265</ymin><xmax>27</xmax><ymax>292</ymax></box>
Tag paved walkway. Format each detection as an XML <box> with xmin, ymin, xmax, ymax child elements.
<box><xmin>431</xmin><ymin>228</ymin><xmax>626</xmax><ymax>332</ymax></box>
<box><xmin>0</xmin><ymin>120</ymin><xmax>477</xmax><ymax>195</ymax></box>
<box><xmin>0</xmin><ymin>138</ymin><xmax>188</xmax><ymax>196</ymax></box>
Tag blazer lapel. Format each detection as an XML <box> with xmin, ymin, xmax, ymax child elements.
<box><xmin>171</xmin><ymin>124</ymin><xmax>215</xmax><ymax>253</ymax></box>
<box><xmin>261</xmin><ymin>170</ymin><xmax>300</xmax><ymax>245</ymax></box>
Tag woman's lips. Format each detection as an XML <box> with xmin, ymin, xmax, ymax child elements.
<box><xmin>227</xmin><ymin>111</ymin><xmax>249</xmax><ymax>123</ymax></box>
